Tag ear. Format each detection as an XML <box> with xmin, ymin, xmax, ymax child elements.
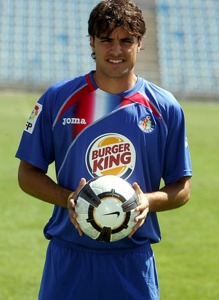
<box><xmin>137</xmin><ymin>37</ymin><xmax>142</xmax><ymax>52</ymax></box>
<box><xmin>90</xmin><ymin>36</ymin><xmax>95</xmax><ymax>51</ymax></box>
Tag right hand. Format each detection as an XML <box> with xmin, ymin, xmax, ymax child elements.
<box><xmin>67</xmin><ymin>178</ymin><xmax>86</xmax><ymax>236</ymax></box>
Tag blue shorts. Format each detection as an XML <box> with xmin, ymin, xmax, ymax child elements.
<box><xmin>38</xmin><ymin>238</ymin><xmax>159</xmax><ymax>300</ymax></box>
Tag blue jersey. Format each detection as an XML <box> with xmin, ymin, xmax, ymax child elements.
<box><xmin>16</xmin><ymin>71</ymin><xmax>192</xmax><ymax>250</ymax></box>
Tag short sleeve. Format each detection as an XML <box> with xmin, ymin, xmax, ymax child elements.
<box><xmin>15</xmin><ymin>89</ymin><xmax>55</xmax><ymax>173</ymax></box>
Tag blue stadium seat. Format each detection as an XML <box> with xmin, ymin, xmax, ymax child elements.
<box><xmin>0</xmin><ymin>0</ymin><xmax>218</xmax><ymax>97</ymax></box>
<box><xmin>156</xmin><ymin>0</ymin><xmax>219</xmax><ymax>95</ymax></box>
<box><xmin>0</xmin><ymin>0</ymin><xmax>99</xmax><ymax>86</ymax></box>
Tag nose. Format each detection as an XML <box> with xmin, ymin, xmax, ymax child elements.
<box><xmin>110</xmin><ymin>41</ymin><xmax>122</xmax><ymax>55</ymax></box>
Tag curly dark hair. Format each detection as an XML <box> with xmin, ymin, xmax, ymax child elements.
<box><xmin>88</xmin><ymin>0</ymin><xmax>146</xmax><ymax>39</ymax></box>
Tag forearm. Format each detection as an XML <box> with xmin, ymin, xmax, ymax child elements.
<box><xmin>18</xmin><ymin>161</ymin><xmax>72</xmax><ymax>208</ymax></box>
<box><xmin>147</xmin><ymin>177</ymin><xmax>191</xmax><ymax>212</ymax></box>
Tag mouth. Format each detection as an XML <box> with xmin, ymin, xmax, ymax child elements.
<box><xmin>108</xmin><ymin>59</ymin><xmax>125</xmax><ymax>64</ymax></box>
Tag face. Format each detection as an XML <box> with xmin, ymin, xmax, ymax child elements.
<box><xmin>90</xmin><ymin>26</ymin><xmax>142</xmax><ymax>82</ymax></box>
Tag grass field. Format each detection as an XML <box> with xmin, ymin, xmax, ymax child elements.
<box><xmin>0</xmin><ymin>91</ymin><xmax>219</xmax><ymax>299</ymax></box>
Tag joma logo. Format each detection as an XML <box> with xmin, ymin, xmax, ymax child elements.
<box><xmin>62</xmin><ymin>118</ymin><xmax>86</xmax><ymax>125</ymax></box>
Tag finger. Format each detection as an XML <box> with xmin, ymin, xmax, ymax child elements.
<box><xmin>132</xmin><ymin>182</ymin><xmax>145</xmax><ymax>210</ymax></box>
<box><xmin>69</xmin><ymin>198</ymin><xmax>76</xmax><ymax>209</ymax></box>
<box><xmin>71</xmin><ymin>219</ymin><xmax>83</xmax><ymax>237</ymax></box>
<box><xmin>128</xmin><ymin>219</ymin><xmax>144</xmax><ymax>238</ymax></box>
<box><xmin>68</xmin><ymin>203</ymin><xmax>83</xmax><ymax>236</ymax></box>
<box><xmin>67</xmin><ymin>178</ymin><xmax>87</xmax><ymax>207</ymax></box>
<box><xmin>68</xmin><ymin>178</ymin><xmax>87</xmax><ymax>201</ymax></box>
<box><xmin>68</xmin><ymin>200</ymin><xmax>77</xmax><ymax>221</ymax></box>
<box><xmin>135</xmin><ymin>207</ymin><xmax>149</xmax><ymax>222</ymax></box>
<box><xmin>74</xmin><ymin>222</ymin><xmax>83</xmax><ymax>236</ymax></box>
<box><xmin>132</xmin><ymin>182</ymin><xmax>142</xmax><ymax>198</ymax></box>
<box><xmin>68</xmin><ymin>178</ymin><xmax>87</xmax><ymax>237</ymax></box>
<box><xmin>75</xmin><ymin>178</ymin><xmax>87</xmax><ymax>196</ymax></box>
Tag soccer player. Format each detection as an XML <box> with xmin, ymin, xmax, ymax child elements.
<box><xmin>16</xmin><ymin>1</ymin><xmax>192</xmax><ymax>299</ymax></box>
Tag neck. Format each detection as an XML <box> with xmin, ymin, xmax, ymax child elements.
<box><xmin>92</xmin><ymin>72</ymin><xmax>137</xmax><ymax>94</ymax></box>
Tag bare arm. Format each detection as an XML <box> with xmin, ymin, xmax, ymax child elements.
<box><xmin>129</xmin><ymin>176</ymin><xmax>191</xmax><ymax>237</ymax></box>
<box><xmin>18</xmin><ymin>160</ymin><xmax>72</xmax><ymax>208</ymax></box>
<box><xmin>147</xmin><ymin>176</ymin><xmax>191</xmax><ymax>212</ymax></box>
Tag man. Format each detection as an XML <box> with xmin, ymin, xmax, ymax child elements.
<box><xmin>16</xmin><ymin>1</ymin><xmax>192</xmax><ymax>299</ymax></box>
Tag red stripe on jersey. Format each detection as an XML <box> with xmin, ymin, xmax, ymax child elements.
<box><xmin>123</xmin><ymin>92</ymin><xmax>162</xmax><ymax>119</ymax></box>
<box><xmin>74</xmin><ymin>90</ymin><xmax>95</xmax><ymax>136</ymax></box>
<box><xmin>56</xmin><ymin>74</ymin><xmax>96</xmax><ymax>123</ymax></box>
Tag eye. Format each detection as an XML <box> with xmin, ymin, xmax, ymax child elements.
<box><xmin>122</xmin><ymin>38</ymin><xmax>133</xmax><ymax>43</ymax></box>
<box><xmin>100</xmin><ymin>38</ymin><xmax>112</xmax><ymax>43</ymax></box>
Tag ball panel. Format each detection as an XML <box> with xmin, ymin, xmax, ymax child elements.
<box><xmin>79</xmin><ymin>183</ymin><xmax>101</xmax><ymax>207</ymax></box>
<box><xmin>96</xmin><ymin>227</ymin><xmax>112</xmax><ymax>242</ymax></box>
<box><xmin>93</xmin><ymin>197</ymin><xmax>125</xmax><ymax>229</ymax></box>
<box><xmin>75</xmin><ymin>175</ymin><xmax>140</xmax><ymax>242</ymax></box>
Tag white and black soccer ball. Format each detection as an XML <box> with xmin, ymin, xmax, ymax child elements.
<box><xmin>75</xmin><ymin>175</ymin><xmax>140</xmax><ymax>242</ymax></box>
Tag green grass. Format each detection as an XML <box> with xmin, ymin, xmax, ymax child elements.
<box><xmin>0</xmin><ymin>92</ymin><xmax>219</xmax><ymax>299</ymax></box>
<box><xmin>0</xmin><ymin>92</ymin><xmax>52</xmax><ymax>300</ymax></box>
<box><xmin>154</xmin><ymin>102</ymin><xmax>219</xmax><ymax>299</ymax></box>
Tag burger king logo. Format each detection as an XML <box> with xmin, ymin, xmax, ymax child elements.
<box><xmin>86</xmin><ymin>133</ymin><xmax>136</xmax><ymax>179</ymax></box>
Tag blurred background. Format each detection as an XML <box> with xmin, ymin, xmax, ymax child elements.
<box><xmin>0</xmin><ymin>0</ymin><xmax>218</xmax><ymax>101</ymax></box>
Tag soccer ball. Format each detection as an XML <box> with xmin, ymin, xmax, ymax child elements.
<box><xmin>75</xmin><ymin>175</ymin><xmax>140</xmax><ymax>242</ymax></box>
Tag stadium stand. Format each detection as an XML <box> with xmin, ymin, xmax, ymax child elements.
<box><xmin>156</xmin><ymin>0</ymin><xmax>219</xmax><ymax>99</ymax></box>
<box><xmin>0</xmin><ymin>0</ymin><xmax>218</xmax><ymax>100</ymax></box>
<box><xmin>0</xmin><ymin>0</ymin><xmax>98</xmax><ymax>89</ymax></box>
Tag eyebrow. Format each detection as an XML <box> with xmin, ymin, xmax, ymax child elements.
<box><xmin>98</xmin><ymin>35</ymin><xmax>136</xmax><ymax>41</ymax></box>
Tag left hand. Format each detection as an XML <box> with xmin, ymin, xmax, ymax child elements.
<box><xmin>128</xmin><ymin>182</ymin><xmax>149</xmax><ymax>238</ymax></box>
<box><xmin>67</xmin><ymin>178</ymin><xmax>87</xmax><ymax>236</ymax></box>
